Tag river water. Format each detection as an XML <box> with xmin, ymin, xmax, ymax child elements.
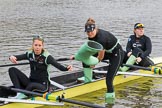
<box><xmin>0</xmin><ymin>0</ymin><xmax>162</xmax><ymax>107</ymax></box>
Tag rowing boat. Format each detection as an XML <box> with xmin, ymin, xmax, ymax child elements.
<box><xmin>0</xmin><ymin>56</ymin><xmax>162</xmax><ymax>108</ymax></box>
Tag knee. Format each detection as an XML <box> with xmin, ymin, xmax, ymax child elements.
<box><xmin>25</xmin><ymin>84</ymin><xmax>33</xmax><ymax>91</ymax></box>
<box><xmin>8</xmin><ymin>67</ymin><xmax>17</xmax><ymax>74</ymax></box>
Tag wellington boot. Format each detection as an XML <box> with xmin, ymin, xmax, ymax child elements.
<box><xmin>83</xmin><ymin>68</ymin><xmax>93</xmax><ymax>83</ymax></box>
<box><xmin>120</xmin><ymin>55</ymin><xmax>136</xmax><ymax>72</ymax></box>
<box><xmin>77</xmin><ymin>76</ymin><xmax>84</xmax><ymax>82</ymax></box>
<box><xmin>74</xmin><ymin>40</ymin><xmax>103</xmax><ymax>65</ymax></box>
<box><xmin>105</xmin><ymin>92</ymin><xmax>115</xmax><ymax>104</ymax></box>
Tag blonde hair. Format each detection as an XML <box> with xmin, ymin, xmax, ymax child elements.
<box><xmin>33</xmin><ymin>36</ymin><xmax>44</xmax><ymax>43</ymax></box>
<box><xmin>30</xmin><ymin>37</ymin><xmax>45</xmax><ymax>51</ymax></box>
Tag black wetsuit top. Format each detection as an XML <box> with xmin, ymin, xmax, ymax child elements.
<box><xmin>126</xmin><ymin>34</ymin><xmax>152</xmax><ymax>59</ymax></box>
<box><xmin>15</xmin><ymin>50</ymin><xmax>68</xmax><ymax>83</ymax></box>
<box><xmin>88</xmin><ymin>29</ymin><xmax>118</xmax><ymax>51</ymax></box>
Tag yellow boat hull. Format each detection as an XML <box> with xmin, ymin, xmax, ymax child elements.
<box><xmin>0</xmin><ymin>57</ymin><xmax>162</xmax><ymax>108</ymax></box>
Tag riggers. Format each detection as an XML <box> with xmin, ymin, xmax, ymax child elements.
<box><xmin>120</xmin><ymin>55</ymin><xmax>136</xmax><ymax>72</ymax></box>
<box><xmin>105</xmin><ymin>92</ymin><xmax>115</xmax><ymax>104</ymax></box>
<box><xmin>74</xmin><ymin>40</ymin><xmax>103</xmax><ymax>66</ymax></box>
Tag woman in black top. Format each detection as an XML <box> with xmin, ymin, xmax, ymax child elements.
<box><xmin>8</xmin><ymin>35</ymin><xmax>72</xmax><ymax>99</ymax></box>
<box><xmin>120</xmin><ymin>23</ymin><xmax>154</xmax><ymax>72</ymax></box>
<box><xmin>82</xmin><ymin>18</ymin><xmax>125</xmax><ymax>104</ymax></box>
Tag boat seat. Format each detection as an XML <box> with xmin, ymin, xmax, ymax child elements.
<box><xmin>49</xmin><ymin>80</ymin><xmax>67</xmax><ymax>90</ymax></box>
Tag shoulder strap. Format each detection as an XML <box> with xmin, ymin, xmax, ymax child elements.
<box><xmin>27</xmin><ymin>50</ymin><xmax>33</xmax><ymax>59</ymax></box>
<box><xmin>42</xmin><ymin>50</ymin><xmax>50</xmax><ymax>65</ymax></box>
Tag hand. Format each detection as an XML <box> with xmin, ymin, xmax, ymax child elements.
<box><xmin>67</xmin><ymin>65</ymin><xmax>73</xmax><ymax>71</ymax></box>
<box><xmin>69</xmin><ymin>55</ymin><xmax>75</xmax><ymax>60</ymax></box>
<box><xmin>136</xmin><ymin>57</ymin><xmax>142</xmax><ymax>63</ymax></box>
<box><xmin>9</xmin><ymin>56</ymin><xmax>18</xmax><ymax>64</ymax></box>
<box><xmin>127</xmin><ymin>52</ymin><xmax>132</xmax><ymax>57</ymax></box>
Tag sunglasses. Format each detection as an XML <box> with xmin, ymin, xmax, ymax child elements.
<box><xmin>134</xmin><ymin>23</ymin><xmax>144</xmax><ymax>29</ymax></box>
<box><xmin>33</xmin><ymin>35</ymin><xmax>44</xmax><ymax>42</ymax></box>
<box><xmin>85</xmin><ymin>24</ymin><xmax>95</xmax><ymax>32</ymax></box>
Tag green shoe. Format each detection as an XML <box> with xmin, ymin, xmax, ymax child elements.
<box><xmin>77</xmin><ymin>68</ymin><xmax>93</xmax><ymax>83</ymax></box>
<box><xmin>77</xmin><ymin>77</ymin><xmax>85</xmax><ymax>83</ymax></box>
<box><xmin>16</xmin><ymin>93</ymin><xmax>27</xmax><ymax>99</ymax></box>
<box><xmin>83</xmin><ymin>68</ymin><xmax>93</xmax><ymax>83</ymax></box>
<box><xmin>105</xmin><ymin>92</ymin><xmax>115</xmax><ymax>104</ymax></box>
<box><xmin>120</xmin><ymin>55</ymin><xmax>136</xmax><ymax>72</ymax></box>
<box><xmin>119</xmin><ymin>66</ymin><xmax>122</xmax><ymax>71</ymax></box>
<box><xmin>9</xmin><ymin>93</ymin><xmax>27</xmax><ymax>99</ymax></box>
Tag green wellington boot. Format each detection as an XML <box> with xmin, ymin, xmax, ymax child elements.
<box><xmin>105</xmin><ymin>92</ymin><xmax>115</xmax><ymax>104</ymax></box>
<box><xmin>74</xmin><ymin>40</ymin><xmax>103</xmax><ymax>66</ymax></box>
<box><xmin>77</xmin><ymin>68</ymin><xmax>93</xmax><ymax>83</ymax></box>
<box><xmin>83</xmin><ymin>68</ymin><xmax>93</xmax><ymax>83</ymax></box>
<box><xmin>77</xmin><ymin>76</ymin><xmax>85</xmax><ymax>82</ymax></box>
<box><xmin>120</xmin><ymin>55</ymin><xmax>136</xmax><ymax>72</ymax></box>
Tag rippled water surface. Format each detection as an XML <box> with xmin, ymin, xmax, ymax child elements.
<box><xmin>0</xmin><ymin>0</ymin><xmax>162</xmax><ymax>107</ymax></box>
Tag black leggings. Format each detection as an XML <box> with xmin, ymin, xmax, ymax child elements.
<box><xmin>104</xmin><ymin>46</ymin><xmax>124</xmax><ymax>93</ymax></box>
<box><xmin>83</xmin><ymin>44</ymin><xmax>124</xmax><ymax>93</ymax></box>
<box><xmin>8</xmin><ymin>67</ymin><xmax>49</xmax><ymax>93</ymax></box>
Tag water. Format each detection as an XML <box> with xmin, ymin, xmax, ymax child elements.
<box><xmin>71</xmin><ymin>77</ymin><xmax>162</xmax><ymax>108</ymax></box>
<box><xmin>0</xmin><ymin>0</ymin><xmax>162</xmax><ymax>107</ymax></box>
